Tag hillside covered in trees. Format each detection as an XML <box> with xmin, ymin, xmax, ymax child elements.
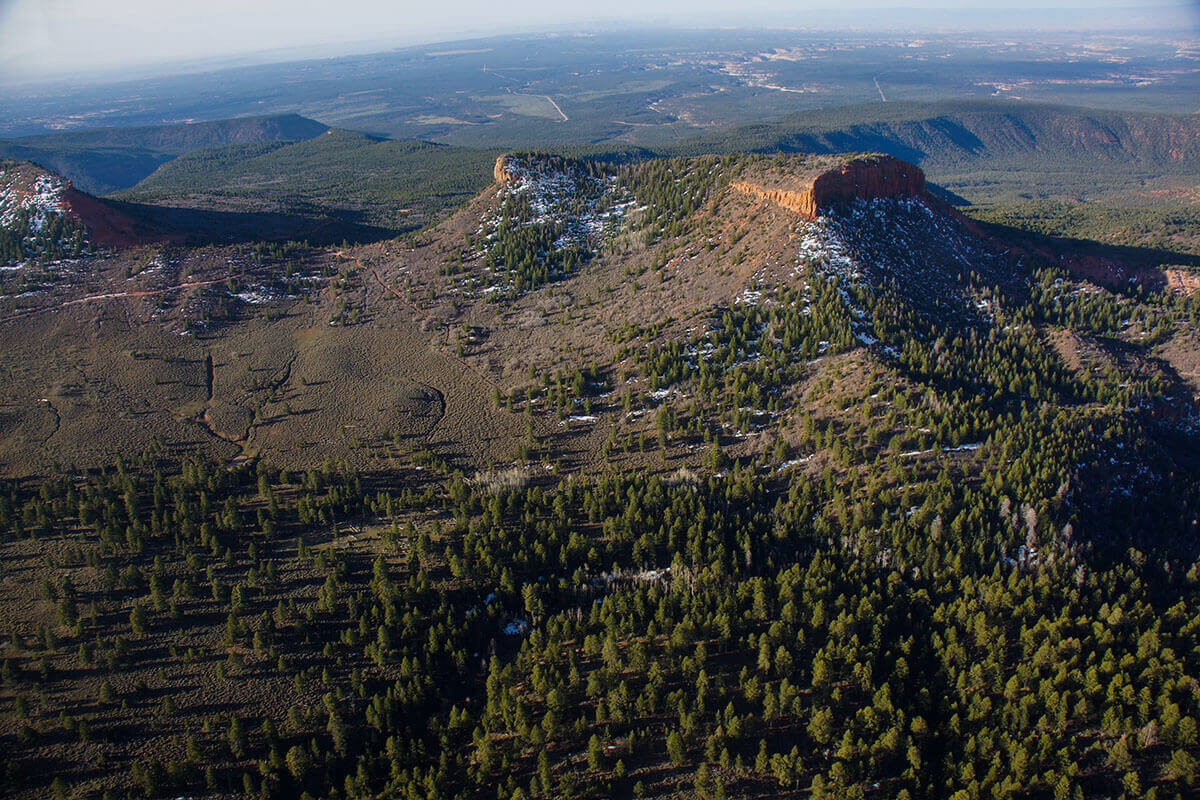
<box><xmin>0</xmin><ymin>149</ymin><xmax>1198</xmax><ymax>800</ymax></box>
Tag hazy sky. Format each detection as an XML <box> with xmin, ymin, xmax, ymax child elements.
<box><xmin>1</xmin><ymin>0</ymin><xmax>1197</xmax><ymax>82</ymax></box>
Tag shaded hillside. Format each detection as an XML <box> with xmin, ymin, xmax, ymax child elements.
<box><xmin>671</xmin><ymin>100</ymin><xmax>1200</xmax><ymax>203</ymax></box>
<box><xmin>0</xmin><ymin>158</ymin><xmax>394</xmax><ymax>260</ymax></box>
<box><xmin>0</xmin><ymin>114</ymin><xmax>328</xmax><ymax>194</ymax></box>
<box><xmin>0</xmin><ymin>159</ymin><xmax>174</xmax><ymax>261</ymax></box>
<box><xmin>116</xmin><ymin>130</ymin><xmax>501</xmax><ymax>231</ymax></box>
<box><xmin>967</xmin><ymin>200</ymin><xmax>1200</xmax><ymax>258</ymax></box>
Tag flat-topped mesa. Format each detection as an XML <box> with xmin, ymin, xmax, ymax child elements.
<box><xmin>732</xmin><ymin>154</ymin><xmax>926</xmax><ymax>218</ymax></box>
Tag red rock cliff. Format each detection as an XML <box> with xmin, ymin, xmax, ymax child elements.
<box><xmin>1</xmin><ymin>159</ymin><xmax>172</xmax><ymax>247</ymax></box>
<box><xmin>733</xmin><ymin>155</ymin><xmax>926</xmax><ymax>217</ymax></box>
<box><xmin>811</xmin><ymin>156</ymin><xmax>925</xmax><ymax>209</ymax></box>
<box><xmin>730</xmin><ymin>182</ymin><xmax>821</xmax><ymax>217</ymax></box>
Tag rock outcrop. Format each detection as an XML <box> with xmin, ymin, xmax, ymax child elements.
<box><xmin>494</xmin><ymin>155</ymin><xmax>521</xmax><ymax>186</ymax></box>
<box><xmin>730</xmin><ymin>182</ymin><xmax>820</xmax><ymax>217</ymax></box>
<box><xmin>733</xmin><ymin>155</ymin><xmax>926</xmax><ymax>218</ymax></box>
<box><xmin>810</xmin><ymin>155</ymin><xmax>925</xmax><ymax>209</ymax></box>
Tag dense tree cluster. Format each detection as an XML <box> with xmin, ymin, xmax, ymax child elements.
<box><xmin>618</xmin><ymin>156</ymin><xmax>725</xmax><ymax>244</ymax></box>
<box><xmin>1</xmin><ymin>373</ymin><xmax>1198</xmax><ymax>800</ymax></box>
<box><xmin>475</xmin><ymin>156</ymin><xmax>613</xmax><ymax>294</ymax></box>
<box><xmin>0</xmin><ymin>206</ymin><xmax>89</xmax><ymax>265</ymax></box>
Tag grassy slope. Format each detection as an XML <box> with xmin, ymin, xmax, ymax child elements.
<box><xmin>0</xmin><ymin>239</ymin><xmax>540</xmax><ymax>477</ymax></box>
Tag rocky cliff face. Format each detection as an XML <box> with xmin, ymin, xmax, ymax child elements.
<box><xmin>811</xmin><ymin>155</ymin><xmax>925</xmax><ymax>208</ymax></box>
<box><xmin>494</xmin><ymin>155</ymin><xmax>521</xmax><ymax>186</ymax></box>
<box><xmin>730</xmin><ymin>182</ymin><xmax>819</xmax><ymax>217</ymax></box>
<box><xmin>733</xmin><ymin>155</ymin><xmax>926</xmax><ymax>217</ymax></box>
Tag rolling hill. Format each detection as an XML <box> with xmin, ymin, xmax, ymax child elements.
<box><xmin>0</xmin><ymin>114</ymin><xmax>329</xmax><ymax>195</ymax></box>
<box><xmin>115</xmin><ymin>130</ymin><xmax>502</xmax><ymax>232</ymax></box>
<box><xmin>0</xmin><ymin>158</ymin><xmax>400</xmax><ymax>255</ymax></box>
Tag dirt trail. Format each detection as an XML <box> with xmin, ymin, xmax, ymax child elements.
<box><xmin>196</xmin><ymin>407</ymin><xmax>247</xmax><ymax>447</ymax></box>
<box><xmin>0</xmin><ymin>277</ymin><xmax>231</xmax><ymax>324</ymax></box>
<box><xmin>541</xmin><ymin>95</ymin><xmax>569</xmax><ymax>122</ymax></box>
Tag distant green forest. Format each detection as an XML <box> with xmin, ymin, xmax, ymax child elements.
<box><xmin>5</xmin><ymin>100</ymin><xmax>1198</xmax><ymax>241</ymax></box>
<box><xmin>0</xmin><ymin>114</ymin><xmax>327</xmax><ymax>194</ymax></box>
<box><xmin>968</xmin><ymin>201</ymin><xmax>1200</xmax><ymax>258</ymax></box>
<box><xmin>116</xmin><ymin>131</ymin><xmax>501</xmax><ymax>232</ymax></box>
<box><xmin>123</xmin><ymin>101</ymin><xmax>1200</xmax><ymax>225</ymax></box>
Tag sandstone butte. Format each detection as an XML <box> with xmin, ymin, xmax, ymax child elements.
<box><xmin>494</xmin><ymin>152</ymin><xmax>1197</xmax><ymax>295</ymax></box>
<box><xmin>730</xmin><ymin>154</ymin><xmax>927</xmax><ymax>217</ymax></box>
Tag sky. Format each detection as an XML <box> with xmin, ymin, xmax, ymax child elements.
<box><xmin>1</xmin><ymin>0</ymin><xmax>1197</xmax><ymax>83</ymax></box>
